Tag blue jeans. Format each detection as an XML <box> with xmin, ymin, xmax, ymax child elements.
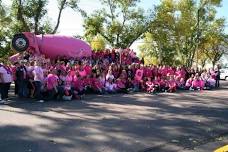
<box><xmin>18</xmin><ymin>80</ymin><xmax>28</xmax><ymax>98</ymax></box>
<box><xmin>34</xmin><ymin>81</ymin><xmax>43</xmax><ymax>100</ymax></box>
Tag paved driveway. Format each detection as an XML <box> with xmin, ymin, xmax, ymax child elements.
<box><xmin>0</xmin><ymin>81</ymin><xmax>228</xmax><ymax>152</ymax></box>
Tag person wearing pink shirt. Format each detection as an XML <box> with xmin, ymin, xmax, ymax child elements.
<box><xmin>73</xmin><ymin>74</ymin><xmax>85</xmax><ymax>99</ymax></box>
<box><xmin>62</xmin><ymin>73</ymin><xmax>74</xmax><ymax>101</ymax></box>
<box><xmin>153</xmin><ymin>77</ymin><xmax>160</xmax><ymax>93</ymax></box>
<box><xmin>177</xmin><ymin>77</ymin><xmax>185</xmax><ymax>90</ymax></box>
<box><xmin>145</xmin><ymin>77</ymin><xmax>154</xmax><ymax>93</ymax></box>
<box><xmin>91</xmin><ymin>74</ymin><xmax>104</xmax><ymax>94</ymax></box>
<box><xmin>191</xmin><ymin>74</ymin><xmax>204</xmax><ymax>90</ymax></box>
<box><xmin>84</xmin><ymin>63</ymin><xmax>92</xmax><ymax>75</ymax></box>
<box><xmin>116</xmin><ymin>75</ymin><xmax>128</xmax><ymax>93</ymax></box>
<box><xmin>45</xmin><ymin>70</ymin><xmax>59</xmax><ymax>100</ymax></box>
<box><xmin>166</xmin><ymin>75</ymin><xmax>177</xmax><ymax>92</ymax></box>
<box><xmin>158</xmin><ymin>76</ymin><xmax>166</xmax><ymax>92</ymax></box>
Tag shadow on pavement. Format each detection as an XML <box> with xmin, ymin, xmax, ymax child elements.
<box><xmin>0</xmin><ymin>82</ymin><xmax>227</xmax><ymax>152</ymax></box>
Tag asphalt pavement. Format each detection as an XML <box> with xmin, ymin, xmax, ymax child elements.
<box><xmin>0</xmin><ymin>81</ymin><xmax>228</xmax><ymax>152</ymax></box>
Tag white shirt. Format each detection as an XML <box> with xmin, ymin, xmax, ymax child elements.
<box><xmin>33</xmin><ymin>66</ymin><xmax>44</xmax><ymax>82</ymax></box>
<box><xmin>0</xmin><ymin>67</ymin><xmax>12</xmax><ymax>83</ymax></box>
<box><xmin>105</xmin><ymin>82</ymin><xmax>116</xmax><ymax>91</ymax></box>
<box><xmin>106</xmin><ymin>74</ymin><xmax>114</xmax><ymax>80</ymax></box>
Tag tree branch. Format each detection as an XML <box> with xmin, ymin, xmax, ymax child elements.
<box><xmin>52</xmin><ymin>0</ymin><xmax>66</xmax><ymax>34</ymax></box>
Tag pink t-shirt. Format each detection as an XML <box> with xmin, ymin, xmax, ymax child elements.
<box><xmin>135</xmin><ymin>69</ymin><xmax>143</xmax><ymax>81</ymax></box>
<box><xmin>169</xmin><ymin>80</ymin><xmax>176</xmax><ymax>88</ymax></box>
<box><xmin>65</xmin><ymin>75</ymin><xmax>73</xmax><ymax>85</ymax></box>
<box><xmin>47</xmin><ymin>74</ymin><xmax>58</xmax><ymax>90</ymax></box>
<box><xmin>84</xmin><ymin>65</ymin><xmax>92</xmax><ymax>75</ymax></box>
<box><xmin>73</xmin><ymin>79</ymin><xmax>84</xmax><ymax>91</ymax></box>
<box><xmin>116</xmin><ymin>79</ymin><xmax>125</xmax><ymax>89</ymax></box>
<box><xmin>79</xmin><ymin>69</ymin><xmax>87</xmax><ymax>77</ymax></box>
<box><xmin>192</xmin><ymin>80</ymin><xmax>204</xmax><ymax>88</ymax></box>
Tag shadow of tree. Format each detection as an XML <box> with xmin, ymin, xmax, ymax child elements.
<box><xmin>0</xmin><ymin>83</ymin><xmax>228</xmax><ymax>152</ymax></box>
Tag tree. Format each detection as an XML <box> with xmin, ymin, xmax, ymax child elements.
<box><xmin>0</xmin><ymin>0</ymin><xmax>84</xmax><ymax>59</ymax></box>
<box><xmin>52</xmin><ymin>0</ymin><xmax>85</xmax><ymax>34</ymax></box>
<box><xmin>91</xmin><ymin>35</ymin><xmax>106</xmax><ymax>51</ymax></box>
<box><xmin>200</xmin><ymin>19</ymin><xmax>227</xmax><ymax>67</ymax></box>
<box><xmin>0</xmin><ymin>1</ymin><xmax>13</xmax><ymax>58</ymax></box>
<box><xmin>139</xmin><ymin>0</ymin><xmax>226</xmax><ymax>67</ymax></box>
<box><xmin>10</xmin><ymin>0</ymin><xmax>56</xmax><ymax>34</ymax></box>
<box><xmin>83</xmin><ymin>0</ymin><xmax>153</xmax><ymax>48</ymax></box>
<box><xmin>140</xmin><ymin>0</ymin><xmax>177</xmax><ymax>65</ymax></box>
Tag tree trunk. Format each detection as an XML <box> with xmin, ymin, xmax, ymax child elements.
<box><xmin>212</xmin><ymin>60</ymin><xmax>216</xmax><ymax>68</ymax></box>
<box><xmin>16</xmin><ymin>0</ymin><xmax>30</xmax><ymax>31</ymax></box>
<box><xmin>52</xmin><ymin>0</ymin><xmax>66</xmax><ymax>34</ymax></box>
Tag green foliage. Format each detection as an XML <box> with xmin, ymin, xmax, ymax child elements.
<box><xmin>83</xmin><ymin>0</ymin><xmax>152</xmax><ymax>48</ymax></box>
<box><xmin>0</xmin><ymin>0</ymin><xmax>81</xmax><ymax>60</ymax></box>
<box><xmin>91</xmin><ymin>35</ymin><xmax>106</xmax><ymax>51</ymax></box>
<box><xmin>139</xmin><ymin>0</ymin><xmax>226</xmax><ymax>67</ymax></box>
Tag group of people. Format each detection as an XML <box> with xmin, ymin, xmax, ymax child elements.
<box><xmin>0</xmin><ymin>48</ymin><xmax>221</xmax><ymax>103</ymax></box>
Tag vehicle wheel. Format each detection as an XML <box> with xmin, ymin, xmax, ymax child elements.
<box><xmin>11</xmin><ymin>33</ymin><xmax>29</xmax><ymax>52</ymax></box>
<box><xmin>225</xmin><ymin>77</ymin><xmax>228</xmax><ymax>81</ymax></box>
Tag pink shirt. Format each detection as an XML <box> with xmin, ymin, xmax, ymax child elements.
<box><xmin>46</xmin><ymin>74</ymin><xmax>58</xmax><ymax>90</ymax></box>
<box><xmin>169</xmin><ymin>80</ymin><xmax>176</xmax><ymax>88</ymax></box>
<box><xmin>79</xmin><ymin>69</ymin><xmax>87</xmax><ymax>77</ymax></box>
<box><xmin>116</xmin><ymin>79</ymin><xmax>125</xmax><ymax>89</ymax></box>
<box><xmin>65</xmin><ymin>75</ymin><xmax>73</xmax><ymax>85</ymax></box>
<box><xmin>73</xmin><ymin>79</ymin><xmax>84</xmax><ymax>91</ymax></box>
<box><xmin>135</xmin><ymin>69</ymin><xmax>143</xmax><ymax>81</ymax></box>
<box><xmin>84</xmin><ymin>65</ymin><xmax>92</xmax><ymax>75</ymax></box>
<box><xmin>192</xmin><ymin>80</ymin><xmax>204</xmax><ymax>88</ymax></box>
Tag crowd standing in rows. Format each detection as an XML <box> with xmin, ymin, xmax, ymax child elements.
<box><xmin>0</xmin><ymin>48</ymin><xmax>221</xmax><ymax>103</ymax></box>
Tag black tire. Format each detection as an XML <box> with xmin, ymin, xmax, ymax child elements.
<box><xmin>11</xmin><ymin>33</ymin><xmax>29</xmax><ymax>52</ymax></box>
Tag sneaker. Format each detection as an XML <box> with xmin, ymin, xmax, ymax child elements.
<box><xmin>38</xmin><ymin>100</ymin><xmax>44</xmax><ymax>103</ymax></box>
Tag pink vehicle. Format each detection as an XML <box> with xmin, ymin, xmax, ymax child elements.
<box><xmin>11</xmin><ymin>32</ymin><xmax>92</xmax><ymax>59</ymax></box>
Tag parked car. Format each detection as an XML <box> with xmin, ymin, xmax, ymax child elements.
<box><xmin>220</xmin><ymin>68</ymin><xmax>228</xmax><ymax>80</ymax></box>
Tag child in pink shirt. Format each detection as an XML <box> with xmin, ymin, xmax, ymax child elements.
<box><xmin>191</xmin><ymin>74</ymin><xmax>204</xmax><ymax>90</ymax></box>
<box><xmin>185</xmin><ymin>77</ymin><xmax>193</xmax><ymax>90</ymax></box>
<box><xmin>73</xmin><ymin>75</ymin><xmax>85</xmax><ymax>99</ymax></box>
<box><xmin>145</xmin><ymin>77</ymin><xmax>154</xmax><ymax>93</ymax></box>
<box><xmin>177</xmin><ymin>77</ymin><xmax>185</xmax><ymax>90</ymax></box>
<box><xmin>167</xmin><ymin>75</ymin><xmax>177</xmax><ymax>92</ymax></box>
